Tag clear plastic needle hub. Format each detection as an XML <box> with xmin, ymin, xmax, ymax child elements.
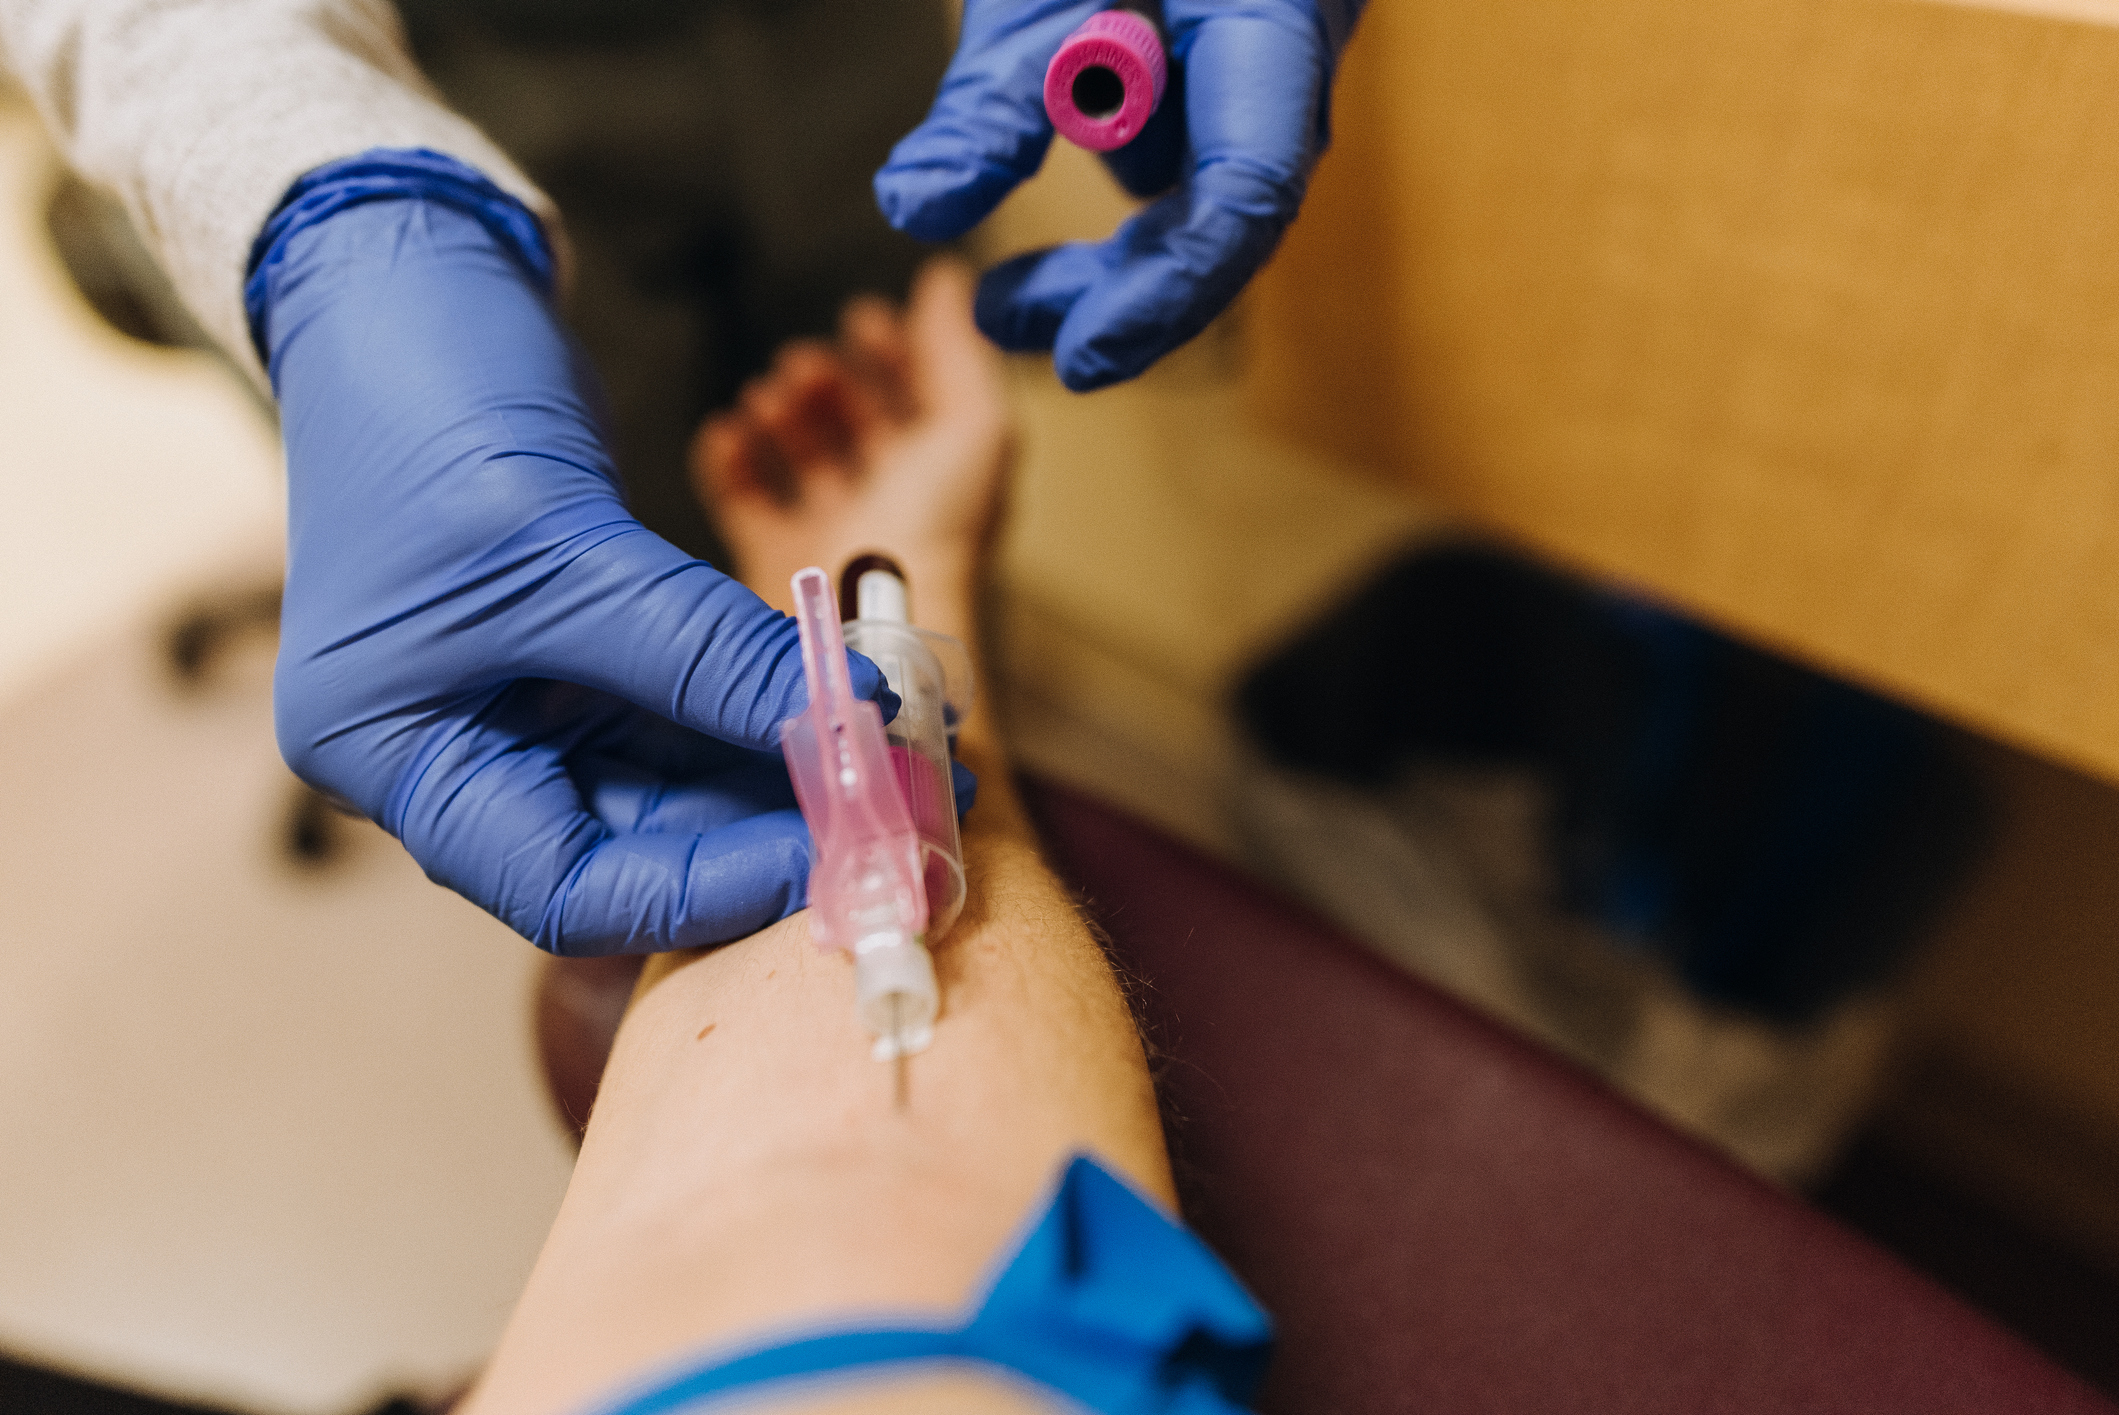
<box><xmin>780</xmin><ymin>566</ymin><xmax>941</xmax><ymax>1072</ymax></box>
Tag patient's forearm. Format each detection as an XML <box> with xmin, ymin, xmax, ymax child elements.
<box><xmin>463</xmin><ymin>731</ymin><xmax>1170</xmax><ymax>1415</ymax></box>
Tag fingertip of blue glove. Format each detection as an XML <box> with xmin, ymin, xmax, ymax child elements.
<box><xmin>845</xmin><ymin>648</ymin><xmax>903</xmax><ymax>724</ymax></box>
<box><xmin>950</xmin><ymin>759</ymin><xmax>980</xmax><ymax>818</ymax></box>
<box><xmin>974</xmin><ymin>261</ymin><xmax>1058</xmax><ymax>353</ymax></box>
<box><xmin>874</xmin><ymin>158</ymin><xmax>1022</xmax><ymax>244</ymax></box>
<box><xmin>1051</xmin><ymin>288</ymin><xmax>1159</xmax><ymax>391</ymax></box>
<box><xmin>1055</xmin><ymin>347</ymin><xmax>1142</xmax><ymax>394</ymax></box>
<box><xmin>974</xmin><ymin>279</ymin><xmax>1147</xmax><ymax>391</ymax></box>
<box><xmin>534</xmin><ymin>810</ymin><xmax>815</xmax><ymax>957</ymax></box>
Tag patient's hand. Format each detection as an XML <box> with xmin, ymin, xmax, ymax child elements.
<box><xmin>693</xmin><ymin>257</ymin><xmax>1011</xmax><ymax>631</ymax></box>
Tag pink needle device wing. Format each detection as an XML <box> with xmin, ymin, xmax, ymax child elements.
<box><xmin>781</xmin><ymin>566</ymin><xmax>940</xmax><ymax>1065</ymax></box>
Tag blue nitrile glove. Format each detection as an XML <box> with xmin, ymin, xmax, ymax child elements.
<box><xmin>247</xmin><ymin>150</ymin><xmax>921</xmax><ymax>957</ymax></box>
<box><xmin>874</xmin><ymin>0</ymin><xmax>1363</xmax><ymax>392</ymax></box>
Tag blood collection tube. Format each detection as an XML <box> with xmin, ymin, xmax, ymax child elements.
<box><xmin>782</xmin><ymin>567</ymin><xmax>937</xmax><ymax>1071</ymax></box>
<box><xmin>1043</xmin><ymin>8</ymin><xmax>1168</xmax><ymax>153</ymax></box>
<box><xmin>838</xmin><ymin>554</ymin><xmax>971</xmax><ymax>941</ymax></box>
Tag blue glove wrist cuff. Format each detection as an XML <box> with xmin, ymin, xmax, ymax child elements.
<box><xmin>243</xmin><ymin>147</ymin><xmax>555</xmax><ymax>370</ymax></box>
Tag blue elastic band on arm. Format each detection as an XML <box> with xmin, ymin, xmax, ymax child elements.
<box><xmin>242</xmin><ymin>147</ymin><xmax>554</xmax><ymax>367</ymax></box>
<box><xmin>587</xmin><ymin>1155</ymin><xmax>1272</xmax><ymax>1415</ymax></box>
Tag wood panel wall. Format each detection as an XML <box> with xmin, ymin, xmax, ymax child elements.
<box><xmin>1246</xmin><ymin>0</ymin><xmax>2119</xmax><ymax>786</ymax></box>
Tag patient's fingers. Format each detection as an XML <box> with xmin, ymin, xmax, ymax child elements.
<box><xmin>707</xmin><ymin>406</ymin><xmax>800</xmax><ymax>507</ymax></box>
<box><xmin>746</xmin><ymin>342</ymin><xmax>857</xmax><ymax>478</ymax></box>
<box><xmin>696</xmin><ymin>414</ymin><xmax>761</xmax><ymax>505</ymax></box>
<box><xmin>785</xmin><ymin>349</ymin><xmax>891</xmax><ymax>479</ymax></box>
<box><xmin>840</xmin><ymin>294</ymin><xmax>917</xmax><ymax>424</ymax></box>
<box><xmin>908</xmin><ymin>259</ymin><xmax>1004</xmax><ymax>422</ymax></box>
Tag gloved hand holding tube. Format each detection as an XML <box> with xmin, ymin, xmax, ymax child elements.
<box><xmin>874</xmin><ymin>0</ymin><xmax>1365</xmax><ymax>393</ymax></box>
<box><xmin>248</xmin><ymin>150</ymin><xmax>903</xmax><ymax>958</ymax></box>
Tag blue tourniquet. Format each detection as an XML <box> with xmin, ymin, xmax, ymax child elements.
<box><xmin>586</xmin><ymin>1155</ymin><xmax>1272</xmax><ymax>1415</ymax></box>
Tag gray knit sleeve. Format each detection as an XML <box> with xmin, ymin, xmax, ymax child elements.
<box><xmin>0</xmin><ymin>0</ymin><xmax>563</xmax><ymax>386</ymax></box>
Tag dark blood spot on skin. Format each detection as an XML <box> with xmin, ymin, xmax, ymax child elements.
<box><xmin>696</xmin><ymin>1024</ymin><xmax>717</xmax><ymax>1041</ymax></box>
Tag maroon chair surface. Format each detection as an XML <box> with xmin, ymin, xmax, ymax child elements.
<box><xmin>1024</xmin><ymin>777</ymin><xmax>2112</xmax><ymax>1415</ymax></box>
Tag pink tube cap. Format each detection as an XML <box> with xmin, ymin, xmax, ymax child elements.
<box><xmin>1044</xmin><ymin>9</ymin><xmax>1167</xmax><ymax>153</ymax></box>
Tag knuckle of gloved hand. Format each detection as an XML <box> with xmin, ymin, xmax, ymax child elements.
<box><xmin>271</xmin><ymin>670</ymin><xmax>346</xmax><ymax>793</ymax></box>
<box><xmin>462</xmin><ymin>450</ymin><xmax>617</xmax><ymax>549</ymax></box>
<box><xmin>1197</xmin><ymin>157</ymin><xmax>1308</xmax><ymax>223</ymax></box>
<box><xmin>504</xmin><ymin>836</ymin><xmax>612</xmax><ymax>958</ymax></box>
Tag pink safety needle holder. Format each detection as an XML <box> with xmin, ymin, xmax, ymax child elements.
<box><xmin>1044</xmin><ymin>8</ymin><xmax>1167</xmax><ymax>153</ymax></box>
<box><xmin>780</xmin><ymin>566</ymin><xmax>938</xmax><ymax>1065</ymax></box>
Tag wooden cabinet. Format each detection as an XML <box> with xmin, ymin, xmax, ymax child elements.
<box><xmin>1244</xmin><ymin>0</ymin><xmax>2119</xmax><ymax>1263</ymax></box>
<box><xmin>1248</xmin><ymin>0</ymin><xmax>2119</xmax><ymax>787</ymax></box>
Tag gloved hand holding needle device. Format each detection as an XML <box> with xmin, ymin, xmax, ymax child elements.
<box><xmin>248</xmin><ymin>152</ymin><xmax>910</xmax><ymax>960</ymax></box>
<box><xmin>877</xmin><ymin>0</ymin><xmax>1366</xmax><ymax>391</ymax></box>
